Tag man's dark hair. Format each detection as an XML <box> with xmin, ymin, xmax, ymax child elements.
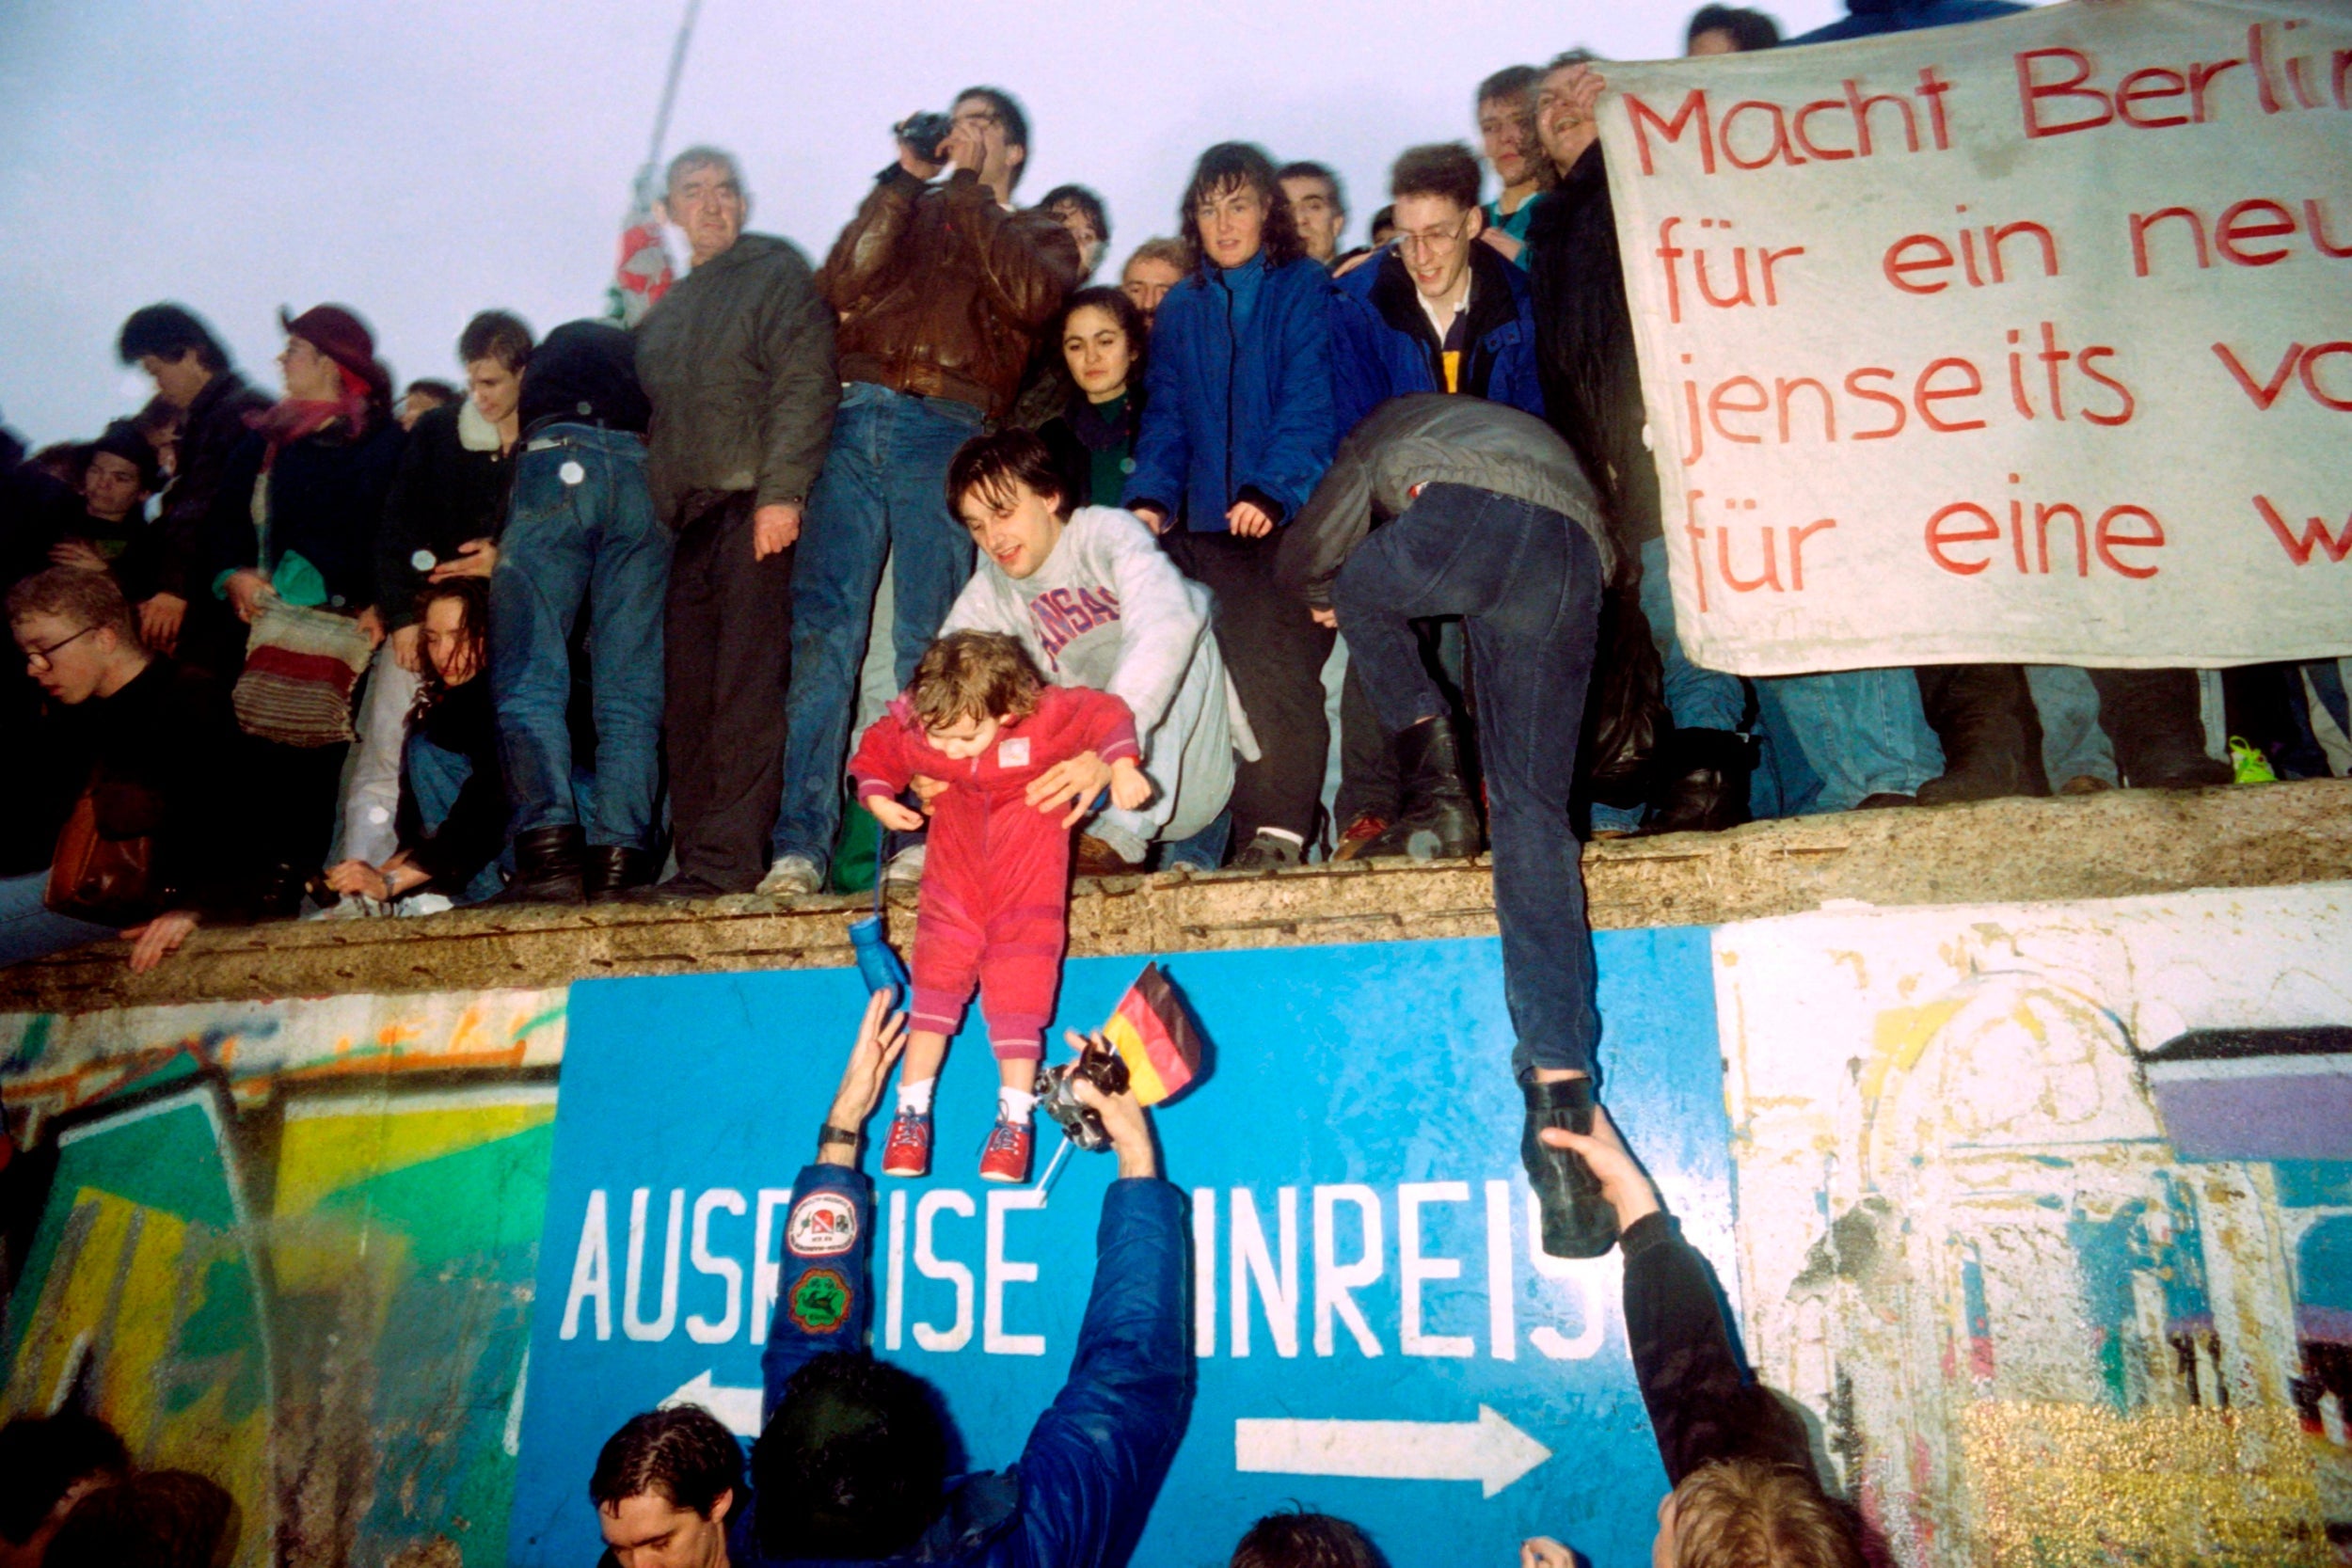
<box><xmin>1276</xmin><ymin>160</ymin><xmax>1347</xmax><ymax>218</ymax></box>
<box><xmin>1390</xmin><ymin>144</ymin><xmax>1483</xmax><ymax>211</ymax></box>
<box><xmin>1038</xmin><ymin>183</ymin><xmax>1110</xmax><ymax>246</ymax></box>
<box><xmin>8</xmin><ymin>565</ymin><xmax>140</xmax><ymax>645</ymax></box>
<box><xmin>117</xmin><ymin>304</ymin><xmax>229</xmax><ymax>373</ymax></box>
<box><xmin>590</xmin><ymin>1406</ymin><xmax>743</xmax><ymax>1519</ymax></box>
<box><xmin>946</xmin><ymin>427</ymin><xmax>1071</xmax><ymax>522</ymax></box>
<box><xmin>456</xmin><ymin>309</ymin><xmax>534</xmax><ymax>372</ymax></box>
<box><xmin>1367</xmin><ymin>205</ymin><xmax>1398</xmax><ymax>244</ymax></box>
<box><xmin>404</xmin><ymin>379</ymin><xmax>461</xmax><ymax>407</ymax></box>
<box><xmin>1230</xmin><ymin>1508</ymin><xmax>1390</xmax><ymax>1568</ymax></box>
<box><xmin>1477</xmin><ymin>63</ymin><xmax>1542</xmax><ymax>106</ymax></box>
<box><xmin>42</xmin><ymin>1471</ymin><xmax>234</xmax><ymax>1568</ymax></box>
<box><xmin>1548</xmin><ymin>46</ymin><xmax>1602</xmax><ymax>71</ymax></box>
<box><xmin>1687</xmin><ymin>5</ymin><xmax>1783</xmax><ymax>51</ymax></box>
<box><xmin>133</xmin><ymin>395</ymin><xmax>181</xmax><ymax>441</ymax></box>
<box><xmin>1180</xmin><ymin>143</ymin><xmax>1306</xmax><ymax>270</ymax></box>
<box><xmin>752</xmin><ymin>1350</ymin><xmax>947</xmax><ymax>1560</ymax></box>
<box><xmin>953</xmin><ymin>86</ymin><xmax>1032</xmax><ymax>186</ymax></box>
<box><xmin>0</xmin><ymin>1413</ymin><xmax>129</xmax><ymax>1546</ymax></box>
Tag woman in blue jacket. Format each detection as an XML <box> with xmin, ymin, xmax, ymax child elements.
<box><xmin>1123</xmin><ymin>142</ymin><xmax>1338</xmax><ymax>869</ymax></box>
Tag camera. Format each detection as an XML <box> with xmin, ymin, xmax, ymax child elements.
<box><xmin>1038</xmin><ymin>1039</ymin><xmax>1131</xmax><ymax>1152</ymax></box>
<box><xmin>895</xmin><ymin>111</ymin><xmax>955</xmax><ymax>164</ymax></box>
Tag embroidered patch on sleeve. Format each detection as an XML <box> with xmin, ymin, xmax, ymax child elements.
<box><xmin>788</xmin><ymin>1191</ymin><xmax>858</xmax><ymax>1257</ymax></box>
<box><xmin>787</xmin><ymin>1267</ymin><xmax>852</xmax><ymax>1334</ymax></box>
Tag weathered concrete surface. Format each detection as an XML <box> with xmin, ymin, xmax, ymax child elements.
<box><xmin>5</xmin><ymin>778</ymin><xmax>2346</xmax><ymax>1012</ymax></box>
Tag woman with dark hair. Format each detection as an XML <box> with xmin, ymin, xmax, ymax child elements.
<box><xmin>1036</xmin><ymin>286</ymin><xmax>1148</xmax><ymax>510</ymax></box>
<box><xmin>322</xmin><ymin>577</ymin><xmax>508</xmax><ymax>911</ymax></box>
<box><xmin>1122</xmin><ymin>141</ymin><xmax>1339</xmax><ymax>869</ymax></box>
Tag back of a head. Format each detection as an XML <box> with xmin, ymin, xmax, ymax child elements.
<box><xmin>1672</xmin><ymin>1460</ymin><xmax>1863</xmax><ymax>1568</ymax></box>
<box><xmin>42</xmin><ymin>1470</ymin><xmax>236</xmax><ymax>1568</ymax></box>
<box><xmin>1687</xmin><ymin>5</ymin><xmax>1784</xmax><ymax>52</ymax></box>
<box><xmin>0</xmin><ymin>1413</ymin><xmax>129</xmax><ymax>1546</ymax></box>
<box><xmin>1230</xmin><ymin>1508</ymin><xmax>1388</xmax><ymax>1568</ymax></box>
<box><xmin>752</xmin><ymin>1350</ymin><xmax>947</xmax><ymax>1560</ymax></box>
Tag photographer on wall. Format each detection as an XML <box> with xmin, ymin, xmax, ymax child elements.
<box><xmin>592</xmin><ymin>990</ymin><xmax>1190</xmax><ymax>1568</ymax></box>
<box><xmin>767</xmin><ymin>89</ymin><xmax>1083</xmax><ymax>898</ymax></box>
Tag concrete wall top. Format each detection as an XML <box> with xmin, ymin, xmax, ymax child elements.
<box><xmin>5</xmin><ymin>779</ymin><xmax>2346</xmax><ymax>1014</ymax></box>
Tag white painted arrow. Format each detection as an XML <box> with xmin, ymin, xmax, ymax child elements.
<box><xmin>662</xmin><ymin>1370</ymin><xmax>762</xmax><ymax>1439</ymax></box>
<box><xmin>1234</xmin><ymin>1405</ymin><xmax>1552</xmax><ymax>1498</ymax></box>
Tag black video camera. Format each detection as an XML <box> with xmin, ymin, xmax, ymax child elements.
<box><xmin>1038</xmin><ymin>1039</ymin><xmax>1130</xmax><ymax>1153</ymax></box>
<box><xmin>895</xmin><ymin>111</ymin><xmax>955</xmax><ymax>165</ymax></box>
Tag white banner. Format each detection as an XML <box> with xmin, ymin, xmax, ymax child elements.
<box><xmin>1597</xmin><ymin>0</ymin><xmax>2352</xmax><ymax>674</ymax></box>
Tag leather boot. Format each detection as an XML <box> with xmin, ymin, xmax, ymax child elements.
<box><xmin>1640</xmin><ymin>728</ymin><xmax>1756</xmax><ymax>836</ymax></box>
<box><xmin>2088</xmin><ymin>668</ymin><xmax>2233</xmax><ymax>788</ymax></box>
<box><xmin>1521</xmin><ymin>1075</ymin><xmax>1619</xmax><ymax>1259</ymax></box>
<box><xmin>493</xmin><ymin>825</ymin><xmax>585</xmax><ymax>905</ymax></box>
<box><xmin>581</xmin><ymin>845</ymin><xmax>659</xmax><ymax>904</ymax></box>
<box><xmin>1363</xmin><ymin>715</ymin><xmax>1481</xmax><ymax>860</ymax></box>
<box><xmin>1915</xmin><ymin>664</ymin><xmax>2047</xmax><ymax>805</ymax></box>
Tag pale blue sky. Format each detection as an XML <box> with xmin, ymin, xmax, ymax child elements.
<box><xmin>0</xmin><ymin>0</ymin><xmax>1851</xmax><ymax>448</ymax></box>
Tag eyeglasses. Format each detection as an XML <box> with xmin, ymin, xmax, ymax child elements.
<box><xmin>21</xmin><ymin>626</ymin><xmax>97</xmax><ymax>669</ymax></box>
<box><xmin>1398</xmin><ymin>221</ymin><xmax>1470</xmax><ymax>258</ymax></box>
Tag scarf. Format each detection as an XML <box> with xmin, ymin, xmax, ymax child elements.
<box><xmin>249</xmin><ymin>364</ymin><xmax>373</xmax><ymax>469</ymax></box>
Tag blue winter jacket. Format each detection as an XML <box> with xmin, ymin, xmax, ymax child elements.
<box><xmin>729</xmin><ymin>1164</ymin><xmax>1191</xmax><ymax>1568</ymax></box>
<box><xmin>1327</xmin><ymin>239</ymin><xmax>1546</xmax><ymax>434</ymax></box>
<box><xmin>1792</xmin><ymin>0</ymin><xmax>2025</xmax><ymax>42</ymax></box>
<box><xmin>1122</xmin><ymin>251</ymin><xmax>1338</xmax><ymax>531</ymax></box>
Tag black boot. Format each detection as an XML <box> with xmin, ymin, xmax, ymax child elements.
<box><xmin>1915</xmin><ymin>664</ymin><xmax>2047</xmax><ymax>805</ymax></box>
<box><xmin>1521</xmin><ymin>1075</ymin><xmax>1619</xmax><ymax>1259</ymax></box>
<box><xmin>581</xmin><ymin>846</ymin><xmax>659</xmax><ymax>904</ymax></box>
<box><xmin>1640</xmin><ymin>728</ymin><xmax>1756</xmax><ymax>836</ymax></box>
<box><xmin>2088</xmin><ymin>668</ymin><xmax>2233</xmax><ymax>788</ymax></box>
<box><xmin>1363</xmin><ymin>715</ymin><xmax>1481</xmax><ymax>860</ymax></box>
<box><xmin>494</xmin><ymin>825</ymin><xmax>585</xmax><ymax>905</ymax></box>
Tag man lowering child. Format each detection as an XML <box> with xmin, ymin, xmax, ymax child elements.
<box><xmin>849</xmin><ymin>631</ymin><xmax>1150</xmax><ymax>1182</ymax></box>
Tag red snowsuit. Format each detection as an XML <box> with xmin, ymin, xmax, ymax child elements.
<box><xmin>849</xmin><ymin>685</ymin><xmax>1140</xmax><ymax>1059</ymax></box>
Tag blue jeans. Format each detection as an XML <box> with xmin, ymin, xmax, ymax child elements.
<box><xmin>405</xmin><ymin>730</ymin><xmax>510</xmax><ymax>906</ymax></box>
<box><xmin>1591</xmin><ymin>533</ymin><xmax>1751</xmax><ymax>834</ymax></box>
<box><xmin>0</xmin><ymin>872</ymin><xmax>118</xmax><ymax>967</ymax></box>
<box><xmin>775</xmin><ymin>383</ymin><xmax>983</xmax><ymax>874</ymax></box>
<box><xmin>2026</xmin><ymin>665</ymin><xmax>2116</xmax><ymax>787</ymax></box>
<box><xmin>490</xmin><ymin>426</ymin><xmax>670</xmax><ymax>850</ymax></box>
<box><xmin>1337</xmin><ymin>484</ymin><xmax>1604</xmax><ymax>1079</ymax></box>
<box><xmin>1157</xmin><ymin>808</ymin><xmax>1232</xmax><ymax>871</ymax></box>
<box><xmin>1755</xmin><ymin>667</ymin><xmax>1943</xmax><ymax>813</ymax></box>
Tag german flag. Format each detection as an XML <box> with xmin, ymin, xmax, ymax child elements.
<box><xmin>1100</xmin><ymin>963</ymin><xmax>1203</xmax><ymax>1107</ymax></box>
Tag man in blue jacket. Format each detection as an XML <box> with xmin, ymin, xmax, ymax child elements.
<box><xmin>1325</xmin><ymin>142</ymin><xmax>1545</xmax><ymax>859</ymax></box>
<box><xmin>592</xmin><ymin>992</ymin><xmax>1191</xmax><ymax>1567</ymax></box>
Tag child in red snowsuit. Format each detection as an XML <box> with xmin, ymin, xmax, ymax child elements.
<box><xmin>850</xmin><ymin>631</ymin><xmax>1151</xmax><ymax>1182</ymax></box>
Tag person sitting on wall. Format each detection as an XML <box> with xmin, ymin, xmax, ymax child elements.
<box><xmin>1518</xmin><ymin>1112</ymin><xmax>1863</xmax><ymax>1568</ymax></box>
<box><xmin>593</xmin><ymin>990</ymin><xmax>1190</xmax><ymax>1567</ymax></box>
<box><xmin>322</xmin><ymin>578</ymin><xmax>509</xmax><ymax>911</ymax></box>
<box><xmin>0</xmin><ymin>1412</ymin><xmax>129</xmax><ymax>1568</ymax></box>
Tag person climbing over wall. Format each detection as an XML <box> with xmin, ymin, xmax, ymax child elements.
<box><xmin>1279</xmin><ymin>392</ymin><xmax>1618</xmax><ymax>1258</ymax></box>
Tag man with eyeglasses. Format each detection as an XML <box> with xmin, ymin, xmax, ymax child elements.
<box><xmin>1</xmin><ymin>567</ymin><xmax>244</xmax><ymax>971</ymax></box>
<box><xmin>1324</xmin><ymin>142</ymin><xmax>1544</xmax><ymax>861</ymax></box>
<box><xmin>771</xmin><ymin>87</ymin><xmax>1080</xmax><ymax>897</ymax></box>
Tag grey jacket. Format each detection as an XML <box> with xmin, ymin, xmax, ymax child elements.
<box><xmin>635</xmin><ymin>231</ymin><xmax>840</xmax><ymax>525</ymax></box>
<box><xmin>1276</xmin><ymin>393</ymin><xmax>1615</xmax><ymax>608</ymax></box>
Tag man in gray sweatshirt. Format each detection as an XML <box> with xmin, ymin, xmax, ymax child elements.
<box><xmin>938</xmin><ymin>429</ymin><xmax>1250</xmax><ymax>871</ymax></box>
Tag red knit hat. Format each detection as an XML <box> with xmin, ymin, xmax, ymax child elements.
<box><xmin>279</xmin><ymin>304</ymin><xmax>390</xmax><ymax>403</ymax></box>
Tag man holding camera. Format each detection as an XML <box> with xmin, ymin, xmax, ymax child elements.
<box><xmin>589</xmin><ymin>991</ymin><xmax>1189</xmax><ymax>1566</ymax></box>
<box><xmin>768</xmin><ymin>88</ymin><xmax>1082</xmax><ymax>896</ymax></box>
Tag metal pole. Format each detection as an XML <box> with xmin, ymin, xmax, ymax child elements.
<box><xmin>645</xmin><ymin>0</ymin><xmax>706</xmax><ymax>170</ymax></box>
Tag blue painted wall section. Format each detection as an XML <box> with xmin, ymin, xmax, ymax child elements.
<box><xmin>509</xmin><ymin>928</ymin><xmax>1731</xmax><ymax>1568</ymax></box>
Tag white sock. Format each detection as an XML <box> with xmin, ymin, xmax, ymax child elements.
<box><xmin>999</xmin><ymin>1085</ymin><xmax>1037</xmax><ymax>1122</ymax></box>
<box><xmin>1257</xmin><ymin>827</ymin><xmax>1305</xmax><ymax>847</ymax></box>
<box><xmin>898</xmin><ymin>1078</ymin><xmax>935</xmax><ymax>1117</ymax></box>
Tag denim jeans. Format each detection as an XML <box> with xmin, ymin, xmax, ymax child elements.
<box><xmin>489</xmin><ymin>425</ymin><xmax>670</xmax><ymax>851</ymax></box>
<box><xmin>775</xmin><ymin>383</ymin><xmax>983</xmax><ymax>874</ymax></box>
<box><xmin>1754</xmin><ymin>666</ymin><xmax>1943</xmax><ymax>813</ymax></box>
<box><xmin>405</xmin><ymin>729</ymin><xmax>509</xmax><ymax>906</ymax></box>
<box><xmin>1336</xmin><ymin>483</ymin><xmax>1604</xmax><ymax>1080</ymax></box>
<box><xmin>0</xmin><ymin>872</ymin><xmax>118</xmax><ymax>967</ymax></box>
<box><xmin>2026</xmin><ymin>665</ymin><xmax>2117</xmax><ymax>787</ymax></box>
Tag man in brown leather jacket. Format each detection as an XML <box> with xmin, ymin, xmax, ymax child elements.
<box><xmin>767</xmin><ymin>87</ymin><xmax>1081</xmax><ymax>895</ymax></box>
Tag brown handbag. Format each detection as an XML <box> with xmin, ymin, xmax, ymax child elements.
<box><xmin>43</xmin><ymin>785</ymin><xmax>159</xmax><ymax>927</ymax></box>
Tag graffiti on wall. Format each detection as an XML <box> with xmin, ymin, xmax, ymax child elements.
<box><xmin>0</xmin><ymin>990</ymin><xmax>566</xmax><ymax>1568</ymax></box>
<box><xmin>1714</xmin><ymin>883</ymin><xmax>2352</xmax><ymax>1566</ymax></box>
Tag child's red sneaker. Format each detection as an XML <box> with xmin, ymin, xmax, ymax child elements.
<box><xmin>881</xmin><ymin>1110</ymin><xmax>932</xmax><ymax>1178</ymax></box>
<box><xmin>978</xmin><ymin>1117</ymin><xmax>1033</xmax><ymax>1183</ymax></box>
